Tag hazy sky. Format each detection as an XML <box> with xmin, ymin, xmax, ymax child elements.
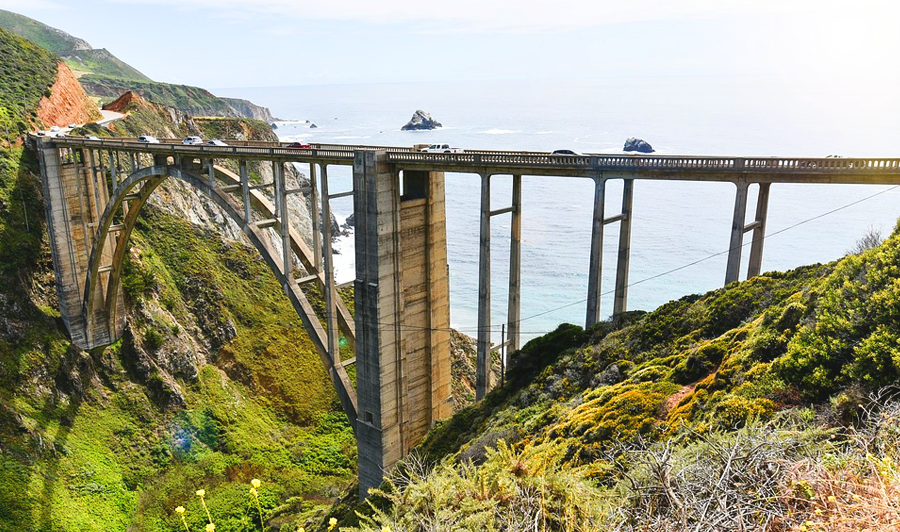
<box><xmin>3</xmin><ymin>0</ymin><xmax>898</xmax><ymax>89</ymax></box>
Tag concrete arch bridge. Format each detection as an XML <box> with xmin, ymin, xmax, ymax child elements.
<box><xmin>32</xmin><ymin>136</ymin><xmax>900</xmax><ymax>497</ymax></box>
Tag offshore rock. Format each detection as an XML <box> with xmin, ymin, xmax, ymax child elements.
<box><xmin>624</xmin><ymin>137</ymin><xmax>655</xmax><ymax>153</ymax></box>
<box><xmin>401</xmin><ymin>109</ymin><xmax>442</xmax><ymax>131</ymax></box>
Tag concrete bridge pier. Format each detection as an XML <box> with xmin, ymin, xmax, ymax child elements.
<box><xmin>725</xmin><ymin>180</ymin><xmax>771</xmax><ymax>285</ymax></box>
<box><xmin>475</xmin><ymin>173</ymin><xmax>525</xmax><ymax>400</ymax></box>
<box><xmin>586</xmin><ymin>176</ymin><xmax>635</xmax><ymax>327</ymax></box>
<box><xmin>37</xmin><ymin>140</ymin><xmax>124</xmax><ymax>347</ymax></box>
<box><xmin>353</xmin><ymin>150</ymin><xmax>452</xmax><ymax>498</ymax></box>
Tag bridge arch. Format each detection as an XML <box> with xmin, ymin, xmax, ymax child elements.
<box><xmin>80</xmin><ymin>163</ymin><xmax>358</xmax><ymax>427</ymax></box>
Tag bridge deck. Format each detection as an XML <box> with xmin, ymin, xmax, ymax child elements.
<box><xmin>48</xmin><ymin>137</ymin><xmax>900</xmax><ymax>185</ymax></box>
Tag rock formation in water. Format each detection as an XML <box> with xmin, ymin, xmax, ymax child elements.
<box><xmin>624</xmin><ymin>137</ymin><xmax>655</xmax><ymax>153</ymax></box>
<box><xmin>401</xmin><ymin>109</ymin><xmax>442</xmax><ymax>131</ymax></box>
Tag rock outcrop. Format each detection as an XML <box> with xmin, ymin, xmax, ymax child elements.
<box><xmin>624</xmin><ymin>137</ymin><xmax>655</xmax><ymax>153</ymax></box>
<box><xmin>401</xmin><ymin>109</ymin><xmax>442</xmax><ymax>131</ymax></box>
<box><xmin>35</xmin><ymin>61</ymin><xmax>101</xmax><ymax>128</ymax></box>
<box><xmin>220</xmin><ymin>97</ymin><xmax>276</xmax><ymax>122</ymax></box>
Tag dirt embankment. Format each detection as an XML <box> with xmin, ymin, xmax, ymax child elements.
<box><xmin>36</xmin><ymin>61</ymin><xmax>102</xmax><ymax>128</ymax></box>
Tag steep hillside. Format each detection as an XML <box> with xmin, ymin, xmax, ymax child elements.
<box><xmin>328</xmin><ymin>224</ymin><xmax>900</xmax><ymax>531</ymax></box>
<box><xmin>82</xmin><ymin>75</ymin><xmax>275</xmax><ymax>122</ymax></box>
<box><xmin>0</xmin><ymin>8</ymin><xmax>90</xmax><ymax>55</ymax></box>
<box><xmin>0</xmin><ymin>8</ymin><xmax>150</xmax><ymax>81</ymax></box>
<box><xmin>0</xmin><ymin>26</ymin><xmax>57</xmax><ymax>142</ymax></box>
<box><xmin>0</xmin><ymin>28</ymin><xmax>351</xmax><ymax>530</ymax></box>
<box><xmin>0</xmin><ymin>9</ymin><xmax>273</xmax><ymax>122</ymax></box>
<box><xmin>35</xmin><ymin>61</ymin><xmax>101</xmax><ymax>128</ymax></box>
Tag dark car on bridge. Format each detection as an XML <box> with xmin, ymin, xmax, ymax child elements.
<box><xmin>287</xmin><ymin>142</ymin><xmax>312</xmax><ymax>149</ymax></box>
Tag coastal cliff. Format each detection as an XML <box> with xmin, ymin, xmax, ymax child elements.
<box><xmin>35</xmin><ymin>62</ymin><xmax>101</xmax><ymax>128</ymax></box>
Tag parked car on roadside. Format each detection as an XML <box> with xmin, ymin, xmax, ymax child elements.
<box><xmin>50</xmin><ymin>126</ymin><xmax>60</xmax><ymax>132</ymax></box>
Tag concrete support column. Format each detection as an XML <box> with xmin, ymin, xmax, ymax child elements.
<box><xmin>747</xmin><ymin>182</ymin><xmax>771</xmax><ymax>278</ymax></box>
<box><xmin>476</xmin><ymin>173</ymin><xmax>492</xmax><ymax>400</ymax></box>
<box><xmin>37</xmin><ymin>139</ymin><xmax>122</xmax><ymax>348</ymax></box>
<box><xmin>240</xmin><ymin>160</ymin><xmax>251</xmax><ymax>223</ymax></box>
<box><xmin>273</xmin><ymin>161</ymin><xmax>291</xmax><ymax>280</ymax></box>
<box><xmin>207</xmin><ymin>158</ymin><xmax>215</xmax><ymax>188</ymax></box>
<box><xmin>585</xmin><ymin>175</ymin><xmax>606</xmax><ymax>327</ymax></box>
<box><xmin>321</xmin><ymin>164</ymin><xmax>340</xmax><ymax>359</ymax></box>
<box><xmin>613</xmin><ymin>179</ymin><xmax>634</xmax><ymax>315</ymax></box>
<box><xmin>506</xmin><ymin>174</ymin><xmax>522</xmax><ymax>354</ymax></box>
<box><xmin>725</xmin><ymin>180</ymin><xmax>750</xmax><ymax>285</ymax></box>
<box><xmin>108</xmin><ymin>150</ymin><xmax>117</xmax><ymax>187</ymax></box>
<box><xmin>353</xmin><ymin>151</ymin><xmax>451</xmax><ymax>500</ymax></box>
<box><xmin>353</xmin><ymin>149</ymin><xmax>402</xmax><ymax>499</ymax></box>
<box><xmin>310</xmin><ymin>163</ymin><xmax>322</xmax><ymax>272</ymax></box>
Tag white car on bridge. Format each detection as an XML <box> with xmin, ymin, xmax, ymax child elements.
<box><xmin>420</xmin><ymin>144</ymin><xmax>464</xmax><ymax>154</ymax></box>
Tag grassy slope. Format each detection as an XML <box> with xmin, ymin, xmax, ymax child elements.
<box><xmin>63</xmin><ymin>49</ymin><xmax>150</xmax><ymax>81</ymax></box>
<box><xmin>0</xmin><ymin>9</ymin><xmax>149</xmax><ymax>82</ymax></box>
<box><xmin>0</xmin><ymin>9</ymin><xmax>87</xmax><ymax>55</ymax></box>
<box><xmin>330</xmin><ymin>222</ymin><xmax>900</xmax><ymax>529</ymax></box>
<box><xmin>81</xmin><ymin>76</ymin><xmax>270</xmax><ymax>120</ymax></box>
<box><xmin>0</xmin><ymin>27</ymin><xmax>57</xmax><ymax>140</ymax></box>
<box><xmin>0</xmin><ymin>28</ymin><xmax>354</xmax><ymax>531</ymax></box>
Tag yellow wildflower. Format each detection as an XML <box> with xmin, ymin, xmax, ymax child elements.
<box><xmin>297</xmin><ymin>528</ymin><xmax>305</xmax><ymax>532</ymax></box>
<box><xmin>175</xmin><ymin>506</ymin><xmax>185</xmax><ymax>514</ymax></box>
<box><xmin>827</xmin><ymin>495</ymin><xmax>836</xmax><ymax>503</ymax></box>
<box><xmin>206</xmin><ymin>524</ymin><xmax>215</xmax><ymax>532</ymax></box>
<box><xmin>328</xmin><ymin>517</ymin><xmax>338</xmax><ymax>530</ymax></box>
<box><xmin>250</xmin><ymin>487</ymin><xmax>258</xmax><ymax>496</ymax></box>
<box><xmin>251</xmin><ymin>478</ymin><xmax>261</xmax><ymax>489</ymax></box>
<box><xmin>196</xmin><ymin>489</ymin><xmax>206</xmax><ymax>498</ymax></box>
<box><xmin>381</xmin><ymin>527</ymin><xmax>392</xmax><ymax>532</ymax></box>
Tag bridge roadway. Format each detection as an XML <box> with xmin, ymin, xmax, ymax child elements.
<box><xmin>51</xmin><ymin>136</ymin><xmax>900</xmax><ymax>183</ymax></box>
<box><xmin>38</xmin><ymin>135</ymin><xmax>900</xmax><ymax>498</ymax></box>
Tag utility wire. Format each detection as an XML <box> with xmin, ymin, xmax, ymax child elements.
<box><xmin>323</xmin><ymin>184</ymin><xmax>900</xmax><ymax>337</ymax></box>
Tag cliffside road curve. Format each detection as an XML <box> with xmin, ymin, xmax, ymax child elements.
<box><xmin>97</xmin><ymin>109</ymin><xmax>124</xmax><ymax>125</ymax></box>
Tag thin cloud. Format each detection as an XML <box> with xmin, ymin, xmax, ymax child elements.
<box><xmin>0</xmin><ymin>0</ymin><xmax>68</xmax><ymax>10</ymax></box>
<box><xmin>98</xmin><ymin>0</ymin><xmax>801</xmax><ymax>34</ymax></box>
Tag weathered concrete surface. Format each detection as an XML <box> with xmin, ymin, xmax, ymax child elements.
<box><xmin>38</xmin><ymin>141</ymin><xmax>123</xmax><ymax>347</ymax></box>
<box><xmin>353</xmin><ymin>152</ymin><xmax>452</xmax><ymax>498</ymax></box>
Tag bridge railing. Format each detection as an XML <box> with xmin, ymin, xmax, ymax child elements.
<box><xmin>35</xmin><ymin>135</ymin><xmax>900</xmax><ymax>176</ymax></box>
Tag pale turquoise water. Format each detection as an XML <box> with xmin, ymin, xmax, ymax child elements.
<box><xmin>218</xmin><ymin>76</ymin><xmax>900</xmax><ymax>340</ymax></box>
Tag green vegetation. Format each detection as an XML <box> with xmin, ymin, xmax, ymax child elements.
<box><xmin>0</xmin><ymin>8</ymin><xmax>150</xmax><ymax>81</ymax></box>
<box><xmin>81</xmin><ymin>76</ymin><xmax>271</xmax><ymax>120</ymax></box>
<box><xmin>0</xmin><ymin>26</ymin><xmax>57</xmax><ymax>141</ymax></box>
<box><xmin>63</xmin><ymin>48</ymin><xmax>150</xmax><ymax>81</ymax></box>
<box><xmin>0</xmin><ymin>29</ymin><xmax>352</xmax><ymax>529</ymax></box>
<box><xmin>327</xmin><ymin>220</ymin><xmax>900</xmax><ymax>530</ymax></box>
<box><xmin>0</xmin><ymin>8</ymin><xmax>88</xmax><ymax>55</ymax></box>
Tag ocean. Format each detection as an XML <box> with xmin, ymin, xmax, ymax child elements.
<box><xmin>217</xmin><ymin>76</ymin><xmax>900</xmax><ymax>341</ymax></box>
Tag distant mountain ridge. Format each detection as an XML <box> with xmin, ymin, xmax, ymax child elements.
<box><xmin>0</xmin><ymin>8</ymin><xmax>151</xmax><ymax>81</ymax></box>
<box><xmin>0</xmin><ymin>8</ymin><xmax>275</xmax><ymax>122</ymax></box>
